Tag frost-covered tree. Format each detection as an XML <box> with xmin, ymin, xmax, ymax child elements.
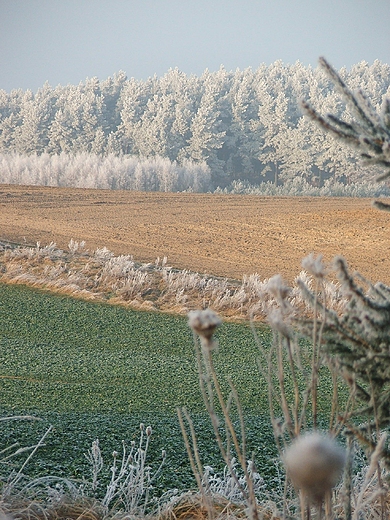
<box><xmin>256</xmin><ymin>88</ymin><xmax>290</xmax><ymax>186</ymax></box>
<box><xmin>47</xmin><ymin>80</ymin><xmax>105</xmax><ymax>154</ymax></box>
<box><xmin>186</xmin><ymin>70</ymin><xmax>227</xmax><ymax>185</ymax></box>
<box><xmin>160</xmin><ymin>68</ymin><xmax>195</xmax><ymax>161</ymax></box>
<box><xmin>0</xmin><ymin>152</ymin><xmax>212</xmax><ymax>192</ymax></box>
<box><xmin>135</xmin><ymin>92</ymin><xmax>176</xmax><ymax>158</ymax></box>
<box><xmin>14</xmin><ymin>83</ymin><xmax>56</xmax><ymax>154</ymax></box>
<box><xmin>0</xmin><ymin>89</ymin><xmax>25</xmax><ymax>152</ymax></box>
<box><xmin>106</xmin><ymin>131</ymin><xmax>122</xmax><ymax>156</ymax></box>
<box><xmin>100</xmin><ymin>70</ymin><xmax>127</xmax><ymax>136</ymax></box>
<box><xmin>226</xmin><ymin>67</ymin><xmax>265</xmax><ymax>182</ymax></box>
<box><xmin>118</xmin><ymin>76</ymin><xmax>156</xmax><ymax>155</ymax></box>
<box><xmin>1</xmin><ymin>60</ymin><xmax>390</xmax><ymax>191</ymax></box>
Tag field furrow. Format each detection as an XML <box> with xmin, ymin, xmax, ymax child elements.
<box><xmin>1</xmin><ymin>185</ymin><xmax>389</xmax><ymax>284</ymax></box>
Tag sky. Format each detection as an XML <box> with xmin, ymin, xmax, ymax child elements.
<box><xmin>1</xmin><ymin>0</ymin><xmax>390</xmax><ymax>93</ymax></box>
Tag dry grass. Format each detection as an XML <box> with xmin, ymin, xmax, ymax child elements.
<box><xmin>0</xmin><ymin>240</ymin><xmax>347</xmax><ymax>321</ymax></box>
<box><xmin>0</xmin><ymin>494</ymin><xmax>279</xmax><ymax>520</ymax></box>
<box><xmin>157</xmin><ymin>492</ymin><xmax>276</xmax><ymax>520</ymax></box>
<box><xmin>1</xmin><ymin>499</ymin><xmax>105</xmax><ymax>520</ymax></box>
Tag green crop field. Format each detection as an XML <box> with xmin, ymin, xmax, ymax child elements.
<box><xmin>0</xmin><ymin>283</ymin><xmax>337</xmax><ymax>494</ymax></box>
<box><xmin>0</xmin><ymin>283</ymin><xmax>270</xmax><ymax>415</ymax></box>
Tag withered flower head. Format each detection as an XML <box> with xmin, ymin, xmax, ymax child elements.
<box><xmin>188</xmin><ymin>309</ymin><xmax>222</xmax><ymax>340</ymax></box>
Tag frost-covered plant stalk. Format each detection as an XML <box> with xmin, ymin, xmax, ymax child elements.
<box><xmin>84</xmin><ymin>424</ymin><xmax>166</xmax><ymax>515</ymax></box>
<box><xmin>257</xmin><ymin>256</ymin><xmax>348</xmax><ymax>450</ymax></box>
<box><xmin>201</xmin><ymin>459</ymin><xmax>265</xmax><ymax>505</ymax></box>
<box><xmin>302</xmin><ymin>56</ymin><xmax>390</xmax><ymax>211</ymax></box>
<box><xmin>181</xmin><ymin>309</ymin><xmax>260</xmax><ymax>520</ymax></box>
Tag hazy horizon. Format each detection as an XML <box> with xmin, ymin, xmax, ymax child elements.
<box><xmin>1</xmin><ymin>0</ymin><xmax>390</xmax><ymax>93</ymax></box>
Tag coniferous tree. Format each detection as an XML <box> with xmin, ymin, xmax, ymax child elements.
<box><xmin>100</xmin><ymin>70</ymin><xmax>127</xmax><ymax>137</ymax></box>
<box><xmin>118</xmin><ymin>76</ymin><xmax>156</xmax><ymax>155</ymax></box>
<box><xmin>0</xmin><ymin>88</ymin><xmax>24</xmax><ymax>152</ymax></box>
<box><xmin>14</xmin><ymin>83</ymin><xmax>56</xmax><ymax>154</ymax></box>
<box><xmin>0</xmin><ymin>60</ymin><xmax>390</xmax><ymax>191</ymax></box>
<box><xmin>186</xmin><ymin>71</ymin><xmax>227</xmax><ymax>186</ymax></box>
<box><xmin>257</xmin><ymin>89</ymin><xmax>290</xmax><ymax>186</ymax></box>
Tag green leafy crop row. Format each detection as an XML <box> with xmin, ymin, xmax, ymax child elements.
<box><xmin>0</xmin><ymin>283</ymin><xmax>275</xmax><ymax>489</ymax></box>
<box><xmin>0</xmin><ymin>283</ymin><xmax>336</xmax><ymax>492</ymax></box>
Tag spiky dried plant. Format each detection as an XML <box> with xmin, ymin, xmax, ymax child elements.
<box><xmin>183</xmin><ymin>309</ymin><xmax>261</xmax><ymax>520</ymax></box>
<box><xmin>295</xmin><ymin>257</ymin><xmax>390</xmax><ymax>463</ymax></box>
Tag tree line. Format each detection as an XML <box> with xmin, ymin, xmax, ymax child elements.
<box><xmin>1</xmin><ymin>60</ymin><xmax>389</xmax><ymax>189</ymax></box>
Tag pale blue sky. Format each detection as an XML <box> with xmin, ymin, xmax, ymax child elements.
<box><xmin>1</xmin><ymin>0</ymin><xmax>389</xmax><ymax>92</ymax></box>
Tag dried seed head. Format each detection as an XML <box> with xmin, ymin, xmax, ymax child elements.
<box><xmin>302</xmin><ymin>253</ymin><xmax>327</xmax><ymax>279</ymax></box>
<box><xmin>91</xmin><ymin>439</ymin><xmax>100</xmax><ymax>457</ymax></box>
<box><xmin>146</xmin><ymin>426</ymin><xmax>152</xmax><ymax>437</ymax></box>
<box><xmin>284</xmin><ymin>432</ymin><xmax>345</xmax><ymax>503</ymax></box>
<box><xmin>266</xmin><ymin>274</ymin><xmax>291</xmax><ymax>302</ymax></box>
<box><xmin>188</xmin><ymin>309</ymin><xmax>222</xmax><ymax>340</ymax></box>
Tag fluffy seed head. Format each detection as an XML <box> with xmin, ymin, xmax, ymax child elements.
<box><xmin>188</xmin><ymin>309</ymin><xmax>222</xmax><ymax>340</ymax></box>
<box><xmin>284</xmin><ymin>432</ymin><xmax>345</xmax><ymax>503</ymax></box>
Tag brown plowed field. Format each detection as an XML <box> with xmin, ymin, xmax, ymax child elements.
<box><xmin>1</xmin><ymin>184</ymin><xmax>389</xmax><ymax>284</ymax></box>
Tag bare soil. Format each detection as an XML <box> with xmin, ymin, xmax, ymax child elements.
<box><xmin>1</xmin><ymin>184</ymin><xmax>389</xmax><ymax>284</ymax></box>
